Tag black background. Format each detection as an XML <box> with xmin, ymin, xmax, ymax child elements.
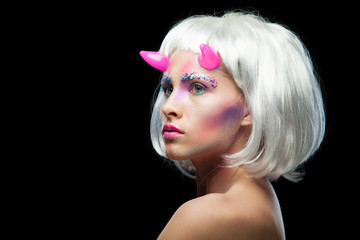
<box><xmin>15</xmin><ymin>1</ymin><xmax>357</xmax><ymax>239</ymax></box>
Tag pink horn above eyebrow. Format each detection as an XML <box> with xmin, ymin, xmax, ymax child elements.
<box><xmin>139</xmin><ymin>51</ymin><xmax>169</xmax><ymax>72</ymax></box>
<box><xmin>198</xmin><ymin>44</ymin><xmax>220</xmax><ymax>70</ymax></box>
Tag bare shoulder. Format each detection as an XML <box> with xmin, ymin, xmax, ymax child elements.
<box><xmin>157</xmin><ymin>190</ymin><xmax>284</xmax><ymax>240</ymax></box>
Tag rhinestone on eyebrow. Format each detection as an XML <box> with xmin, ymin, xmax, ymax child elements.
<box><xmin>180</xmin><ymin>72</ymin><xmax>218</xmax><ymax>88</ymax></box>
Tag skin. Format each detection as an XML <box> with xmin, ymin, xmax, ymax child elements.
<box><xmin>158</xmin><ymin>51</ymin><xmax>285</xmax><ymax>240</ymax></box>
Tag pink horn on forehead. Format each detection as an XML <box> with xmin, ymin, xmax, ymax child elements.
<box><xmin>139</xmin><ymin>51</ymin><xmax>169</xmax><ymax>72</ymax></box>
<box><xmin>198</xmin><ymin>44</ymin><xmax>220</xmax><ymax>70</ymax></box>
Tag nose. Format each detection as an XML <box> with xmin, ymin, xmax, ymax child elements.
<box><xmin>162</xmin><ymin>95</ymin><xmax>183</xmax><ymax>119</ymax></box>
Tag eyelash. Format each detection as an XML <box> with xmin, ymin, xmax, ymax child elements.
<box><xmin>190</xmin><ymin>83</ymin><xmax>206</xmax><ymax>96</ymax></box>
<box><xmin>161</xmin><ymin>82</ymin><xmax>207</xmax><ymax>97</ymax></box>
<box><xmin>161</xmin><ymin>85</ymin><xmax>173</xmax><ymax>97</ymax></box>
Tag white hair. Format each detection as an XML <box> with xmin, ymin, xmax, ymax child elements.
<box><xmin>150</xmin><ymin>11</ymin><xmax>325</xmax><ymax>182</ymax></box>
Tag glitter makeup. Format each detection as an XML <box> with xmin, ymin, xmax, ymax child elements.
<box><xmin>160</xmin><ymin>74</ymin><xmax>172</xmax><ymax>85</ymax></box>
<box><xmin>180</xmin><ymin>72</ymin><xmax>218</xmax><ymax>88</ymax></box>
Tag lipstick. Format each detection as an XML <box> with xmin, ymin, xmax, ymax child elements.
<box><xmin>162</xmin><ymin>124</ymin><xmax>184</xmax><ymax>139</ymax></box>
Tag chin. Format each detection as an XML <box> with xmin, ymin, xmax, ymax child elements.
<box><xmin>165</xmin><ymin>140</ymin><xmax>228</xmax><ymax>162</ymax></box>
<box><xmin>164</xmin><ymin>141</ymin><xmax>188</xmax><ymax>160</ymax></box>
<box><xmin>165</xmin><ymin>150</ymin><xmax>190</xmax><ymax>161</ymax></box>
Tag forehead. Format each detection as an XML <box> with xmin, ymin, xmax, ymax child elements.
<box><xmin>166</xmin><ymin>50</ymin><xmax>197</xmax><ymax>75</ymax></box>
<box><xmin>166</xmin><ymin>50</ymin><xmax>229</xmax><ymax>78</ymax></box>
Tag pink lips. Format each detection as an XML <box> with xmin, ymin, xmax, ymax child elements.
<box><xmin>162</xmin><ymin>124</ymin><xmax>184</xmax><ymax>139</ymax></box>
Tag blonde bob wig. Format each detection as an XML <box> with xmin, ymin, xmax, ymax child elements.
<box><xmin>150</xmin><ymin>11</ymin><xmax>325</xmax><ymax>182</ymax></box>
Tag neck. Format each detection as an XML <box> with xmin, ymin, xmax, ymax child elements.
<box><xmin>193</xmin><ymin>157</ymin><xmax>248</xmax><ymax>197</ymax></box>
<box><xmin>192</xmin><ymin>126</ymin><xmax>253</xmax><ymax>197</ymax></box>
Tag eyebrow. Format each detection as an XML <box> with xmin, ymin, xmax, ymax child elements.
<box><xmin>180</xmin><ymin>72</ymin><xmax>218</xmax><ymax>88</ymax></box>
<box><xmin>160</xmin><ymin>74</ymin><xmax>172</xmax><ymax>85</ymax></box>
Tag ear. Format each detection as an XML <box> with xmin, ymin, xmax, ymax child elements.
<box><xmin>240</xmin><ymin>107</ymin><xmax>252</xmax><ymax>127</ymax></box>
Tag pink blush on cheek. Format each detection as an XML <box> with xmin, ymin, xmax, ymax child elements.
<box><xmin>195</xmin><ymin>101</ymin><xmax>244</xmax><ymax>140</ymax></box>
<box><xmin>214</xmin><ymin>103</ymin><xmax>244</xmax><ymax>127</ymax></box>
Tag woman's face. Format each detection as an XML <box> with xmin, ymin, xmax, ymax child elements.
<box><xmin>161</xmin><ymin>51</ymin><xmax>251</xmax><ymax>162</ymax></box>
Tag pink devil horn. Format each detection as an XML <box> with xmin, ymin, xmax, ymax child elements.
<box><xmin>198</xmin><ymin>44</ymin><xmax>220</xmax><ymax>70</ymax></box>
<box><xmin>139</xmin><ymin>51</ymin><xmax>169</xmax><ymax>72</ymax></box>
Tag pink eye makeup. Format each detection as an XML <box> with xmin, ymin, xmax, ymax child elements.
<box><xmin>180</xmin><ymin>72</ymin><xmax>218</xmax><ymax>89</ymax></box>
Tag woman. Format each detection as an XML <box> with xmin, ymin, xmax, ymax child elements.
<box><xmin>140</xmin><ymin>11</ymin><xmax>325</xmax><ymax>239</ymax></box>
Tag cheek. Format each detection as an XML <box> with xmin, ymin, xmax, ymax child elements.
<box><xmin>193</xmin><ymin>100</ymin><xmax>244</xmax><ymax>141</ymax></box>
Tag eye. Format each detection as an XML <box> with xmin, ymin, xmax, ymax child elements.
<box><xmin>161</xmin><ymin>85</ymin><xmax>173</xmax><ymax>98</ymax></box>
<box><xmin>190</xmin><ymin>83</ymin><xmax>206</xmax><ymax>96</ymax></box>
